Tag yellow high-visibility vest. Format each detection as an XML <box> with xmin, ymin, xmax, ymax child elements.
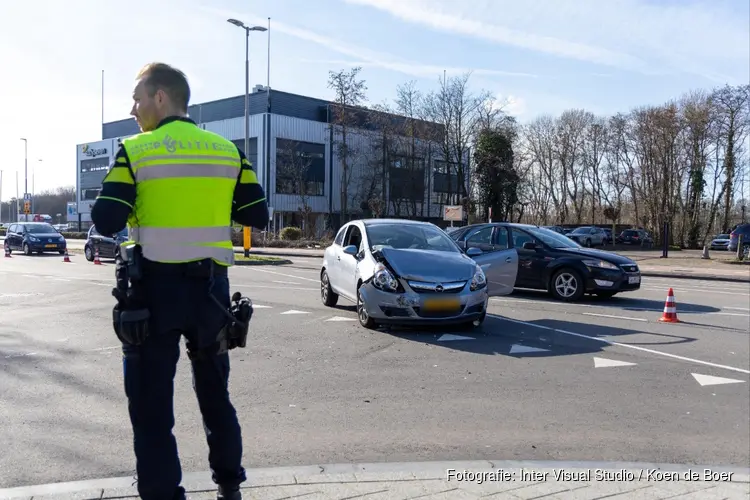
<box><xmin>110</xmin><ymin>119</ymin><xmax>241</xmax><ymax>266</ymax></box>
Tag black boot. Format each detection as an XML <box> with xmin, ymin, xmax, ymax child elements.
<box><xmin>217</xmin><ymin>485</ymin><xmax>242</xmax><ymax>500</ymax></box>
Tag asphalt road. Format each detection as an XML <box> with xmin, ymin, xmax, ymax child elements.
<box><xmin>0</xmin><ymin>252</ymin><xmax>748</xmax><ymax>489</ymax></box>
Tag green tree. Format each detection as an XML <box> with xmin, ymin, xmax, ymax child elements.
<box><xmin>474</xmin><ymin>127</ymin><xmax>519</xmax><ymax>222</ymax></box>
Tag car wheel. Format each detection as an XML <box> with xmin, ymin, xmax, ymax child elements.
<box><xmin>320</xmin><ymin>269</ymin><xmax>338</xmax><ymax>307</ymax></box>
<box><xmin>595</xmin><ymin>291</ymin><xmax>618</xmax><ymax>299</ymax></box>
<box><xmin>357</xmin><ymin>285</ymin><xmax>377</xmax><ymax>329</ymax></box>
<box><xmin>58</xmin><ymin>250</ymin><xmax>65</xmax><ymax>255</ymax></box>
<box><xmin>585</xmin><ymin>239</ymin><xmax>592</xmax><ymax>247</ymax></box>
<box><xmin>550</xmin><ymin>268</ymin><xmax>585</xmax><ymax>302</ymax></box>
<box><xmin>23</xmin><ymin>243</ymin><xmax>31</xmax><ymax>256</ymax></box>
<box><xmin>3</xmin><ymin>242</ymin><xmax>10</xmax><ymax>255</ymax></box>
<box><xmin>84</xmin><ymin>245</ymin><xmax>94</xmax><ymax>262</ymax></box>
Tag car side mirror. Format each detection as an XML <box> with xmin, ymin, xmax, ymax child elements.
<box><xmin>465</xmin><ymin>247</ymin><xmax>483</xmax><ymax>257</ymax></box>
<box><xmin>342</xmin><ymin>245</ymin><xmax>358</xmax><ymax>256</ymax></box>
<box><xmin>522</xmin><ymin>241</ymin><xmax>538</xmax><ymax>250</ymax></box>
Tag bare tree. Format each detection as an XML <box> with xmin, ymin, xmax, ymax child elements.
<box><xmin>276</xmin><ymin>140</ymin><xmax>315</xmax><ymax>237</ymax></box>
<box><xmin>328</xmin><ymin>67</ymin><xmax>368</xmax><ymax>222</ymax></box>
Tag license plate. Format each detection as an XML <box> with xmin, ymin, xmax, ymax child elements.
<box><xmin>628</xmin><ymin>276</ymin><xmax>641</xmax><ymax>284</ymax></box>
<box><xmin>45</xmin><ymin>244</ymin><xmax>57</xmax><ymax>248</ymax></box>
<box><xmin>422</xmin><ymin>297</ymin><xmax>461</xmax><ymax>312</ymax></box>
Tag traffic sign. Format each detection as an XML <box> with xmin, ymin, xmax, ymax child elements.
<box><xmin>23</xmin><ymin>200</ymin><xmax>31</xmax><ymax>214</ymax></box>
<box><xmin>23</xmin><ymin>193</ymin><xmax>31</xmax><ymax>201</ymax></box>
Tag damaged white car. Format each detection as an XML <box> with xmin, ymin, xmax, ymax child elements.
<box><xmin>320</xmin><ymin>219</ymin><xmax>519</xmax><ymax>330</ymax></box>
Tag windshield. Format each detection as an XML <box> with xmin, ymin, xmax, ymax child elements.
<box><xmin>571</xmin><ymin>226</ymin><xmax>591</xmax><ymax>234</ymax></box>
<box><xmin>717</xmin><ymin>234</ymin><xmax>730</xmax><ymax>239</ymax></box>
<box><xmin>25</xmin><ymin>223</ymin><xmax>57</xmax><ymax>234</ymax></box>
<box><xmin>525</xmin><ymin>226</ymin><xmax>582</xmax><ymax>249</ymax></box>
<box><xmin>116</xmin><ymin>228</ymin><xmax>129</xmax><ymax>238</ymax></box>
<box><xmin>367</xmin><ymin>223</ymin><xmax>460</xmax><ymax>253</ymax></box>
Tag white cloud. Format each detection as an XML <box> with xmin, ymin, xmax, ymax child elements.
<box><xmin>198</xmin><ymin>6</ymin><xmax>539</xmax><ymax>81</ymax></box>
<box><xmin>343</xmin><ymin>0</ymin><xmax>748</xmax><ymax>84</ymax></box>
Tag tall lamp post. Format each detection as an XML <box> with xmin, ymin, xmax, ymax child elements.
<box><xmin>20</xmin><ymin>138</ymin><xmax>28</xmax><ymax>206</ymax></box>
<box><xmin>227</xmin><ymin>18</ymin><xmax>267</xmax><ymax>258</ymax></box>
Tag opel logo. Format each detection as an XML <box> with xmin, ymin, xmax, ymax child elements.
<box><xmin>435</xmin><ymin>284</ymin><xmax>444</xmax><ymax>293</ymax></box>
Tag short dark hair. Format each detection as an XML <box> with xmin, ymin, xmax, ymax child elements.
<box><xmin>136</xmin><ymin>62</ymin><xmax>190</xmax><ymax>112</ymax></box>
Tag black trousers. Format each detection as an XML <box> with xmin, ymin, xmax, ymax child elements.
<box><xmin>121</xmin><ymin>260</ymin><xmax>246</xmax><ymax>500</ymax></box>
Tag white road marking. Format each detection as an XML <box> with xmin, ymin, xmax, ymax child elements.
<box><xmin>509</xmin><ymin>344</ymin><xmax>550</xmax><ymax>354</ymax></box>
<box><xmin>22</xmin><ymin>275</ymin><xmax>36</xmax><ymax>278</ymax></box>
<box><xmin>252</xmin><ymin>304</ymin><xmax>272</xmax><ymax>309</ymax></box>
<box><xmin>692</xmin><ymin>373</ymin><xmax>746</xmax><ymax>387</ymax></box>
<box><xmin>234</xmin><ymin>284</ymin><xmax>318</xmax><ymax>291</ymax></box>
<box><xmin>280</xmin><ymin>310</ymin><xmax>309</xmax><ymax>315</ymax></box>
<box><xmin>491</xmin><ymin>297</ymin><xmax>748</xmax><ymax>316</ymax></box>
<box><xmin>272</xmin><ymin>280</ymin><xmax>301</xmax><ymax>285</ymax></box>
<box><xmin>436</xmin><ymin>334</ymin><xmax>473</xmax><ymax>341</ymax></box>
<box><xmin>247</xmin><ymin>268</ymin><xmax>320</xmax><ymax>283</ymax></box>
<box><xmin>583</xmin><ymin>312</ymin><xmax>648</xmax><ymax>322</ymax></box>
<box><xmin>0</xmin><ymin>292</ymin><xmax>44</xmax><ymax>298</ymax></box>
<box><xmin>51</xmin><ymin>278</ymin><xmax>71</xmax><ymax>282</ymax></box>
<box><xmin>593</xmin><ymin>357</ymin><xmax>637</xmax><ymax>368</ymax></box>
<box><xmin>492</xmin><ymin>315</ymin><xmax>750</xmax><ymax>375</ymax></box>
<box><xmin>725</xmin><ymin>307</ymin><xmax>750</xmax><ymax>311</ymax></box>
<box><xmin>325</xmin><ymin>316</ymin><xmax>356</xmax><ymax>322</ymax></box>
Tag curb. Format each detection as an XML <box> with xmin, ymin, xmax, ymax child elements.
<box><xmin>234</xmin><ymin>258</ymin><xmax>293</xmax><ymax>266</ymax></box>
<box><xmin>0</xmin><ymin>460</ymin><xmax>747</xmax><ymax>498</ymax></box>
<box><xmin>641</xmin><ymin>271</ymin><xmax>750</xmax><ymax>283</ymax></box>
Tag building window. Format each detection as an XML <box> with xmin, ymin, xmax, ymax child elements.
<box><xmin>231</xmin><ymin>138</ymin><xmax>259</xmax><ymax>170</ymax></box>
<box><xmin>388</xmin><ymin>155</ymin><xmax>424</xmax><ymax>202</ymax></box>
<box><xmin>81</xmin><ymin>188</ymin><xmax>101</xmax><ymax>201</ymax></box>
<box><xmin>275</xmin><ymin>138</ymin><xmax>325</xmax><ymax>197</ymax></box>
<box><xmin>432</xmin><ymin>159</ymin><xmax>464</xmax><ymax>204</ymax></box>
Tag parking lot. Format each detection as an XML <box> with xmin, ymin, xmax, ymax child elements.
<box><xmin>1</xmin><ymin>252</ymin><xmax>748</xmax><ymax>489</ymax></box>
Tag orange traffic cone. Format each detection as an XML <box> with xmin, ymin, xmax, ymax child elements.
<box><xmin>93</xmin><ymin>248</ymin><xmax>102</xmax><ymax>265</ymax></box>
<box><xmin>63</xmin><ymin>248</ymin><xmax>71</xmax><ymax>262</ymax></box>
<box><xmin>4</xmin><ymin>246</ymin><xmax>10</xmax><ymax>258</ymax></box>
<box><xmin>658</xmin><ymin>288</ymin><xmax>680</xmax><ymax>323</ymax></box>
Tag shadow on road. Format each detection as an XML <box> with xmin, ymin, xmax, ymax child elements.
<box><xmin>370</xmin><ymin>313</ymin><xmax>698</xmax><ymax>359</ymax></box>
<box><xmin>509</xmin><ymin>289</ymin><xmax>721</xmax><ymax>314</ymax></box>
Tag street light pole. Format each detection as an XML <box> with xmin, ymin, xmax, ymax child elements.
<box><xmin>227</xmin><ymin>18</ymin><xmax>268</xmax><ymax>259</ymax></box>
<box><xmin>20</xmin><ymin>138</ymin><xmax>27</xmax><ymax>196</ymax></box>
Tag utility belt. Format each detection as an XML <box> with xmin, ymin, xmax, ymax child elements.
<box><xmin>111</xmin><ymin>244</ymin><xmax>253</xmax><ymax>358</ymax></box>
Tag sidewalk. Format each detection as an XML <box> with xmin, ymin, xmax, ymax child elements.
<box><xmin>1</xmin><ymin>461</ymin><xmax>748</xmax><ymax>499</ymax></box>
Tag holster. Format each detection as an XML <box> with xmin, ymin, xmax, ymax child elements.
<box><xmin>111</xmin><ymin>244</ymin><xmax>150</xmax><ymax>346</ymax></box>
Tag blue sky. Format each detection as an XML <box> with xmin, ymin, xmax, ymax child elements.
<box><xmin>0</xmin><ymin>0</ymin><xmax>747</xmax><ymax>200</ymax></box>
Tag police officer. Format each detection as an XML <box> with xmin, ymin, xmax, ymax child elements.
<box><xmin>91</xmin><ymin>62</ymin><xmax>268</xmax><ymax>500</ymax></box>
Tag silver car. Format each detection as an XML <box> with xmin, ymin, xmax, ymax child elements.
<box><xmin>320</xmin><ymin>219</ymin><xmax>519</xmax><ymax>330</ymax></box>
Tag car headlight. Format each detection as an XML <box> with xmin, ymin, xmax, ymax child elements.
<box><xmin>29</xmin><ymin>236</ymin><xmax>39</xmax><ymax>242</ymax></box>
<box><xmin>470</xmin><ymin>265</ymin><xmax>487</xmax><ymax>291</ymax></box>
<box><xmin>372</xmin><ymin>263</ymin><xmax>399</xmax><ymax>292</ymax></box>
<box><xmin>583</xmin><ymin>259</ymin><xmax>618</xmax><ymax>270</ymax></box>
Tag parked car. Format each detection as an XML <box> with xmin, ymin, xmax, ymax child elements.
<box><xmin>84</xmin><ymin>225</ymin><xmax>128</xmax><ymax>261</ymax></box>
<box><xmin>709</xmin><ymin>233</ymin><xmax>731</xmax><ymax>251</ymax></box>
<box><xmin>567</xmin><ymin>226</ymin><xmax>607</xmax><ymax>247</ymax></box>
<box><xmin>616</xmin><ymin>229</ymin><xmax>653</xmax><ymax>247</ymax></box>
<box><xmin>728</xmin><ymin>223</ymin><xmax>750</xmax><ymax>254</ymax></box>
<box><xmin>601</xmin><ymin>228</ymin><xmax>613</xmax><ymax>244</ymax></box>
<box><xmin>320</xmin><ymin>219</ymin><xmax>518</xmax><ymax>330</ymax></box>
<box><xmin>542</xmin><ymin>225</ymin><xmax>566</xmax><ymax>235</ymax></box>
<box><xmin>450</xmin><ymin>223</ymin><xmax>642</xmax><ymax>301</ymax></box>
<box><xmin>2</xmin><ymin>222</ymin><xmax>67</xmax><ymax>255</ymax></box>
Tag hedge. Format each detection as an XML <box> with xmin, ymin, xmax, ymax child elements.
<box><xmin>0</xmin><ymin>228</ymin><xmax>331</xmax><ymax>249</ymax></box>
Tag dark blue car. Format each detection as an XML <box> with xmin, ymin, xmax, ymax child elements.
<box><xmin>3</xmin><ymin>222</ymin><xmax>67</xmax><ymax>255</ymax></box>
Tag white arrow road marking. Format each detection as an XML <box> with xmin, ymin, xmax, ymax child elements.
<box><xmin>437</xmin><ymin>334</ymin><xmax>474</xmax><ymax>341</ymax></box>
<box><xmin>280</xmin><ymin>310</ymin><xmax>309</xmax><ymax>315</ymax></box>
<box><xmin>509</xmin><ymin>344</ymin><xmax>550</xmax><ymax>354</ymax></box>
<box><xmin>325</xmin><ymin>316</ymin><xmax>356</xmax><ymax>322</ymax></box>
<box><xmin>593</xmin><ymin>357</ymin><xmax>637</xmax><ymax>368</ymax></box>
<box><xmin>691</xmin><ymin>373</ymin><xmax>746</xmax><ymax>387</ymax></box>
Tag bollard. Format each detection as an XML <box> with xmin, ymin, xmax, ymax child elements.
<box><xmin>701</xmin><ymin>245</ymin><xmax>710</xmax><ymax>260</ymax></box>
